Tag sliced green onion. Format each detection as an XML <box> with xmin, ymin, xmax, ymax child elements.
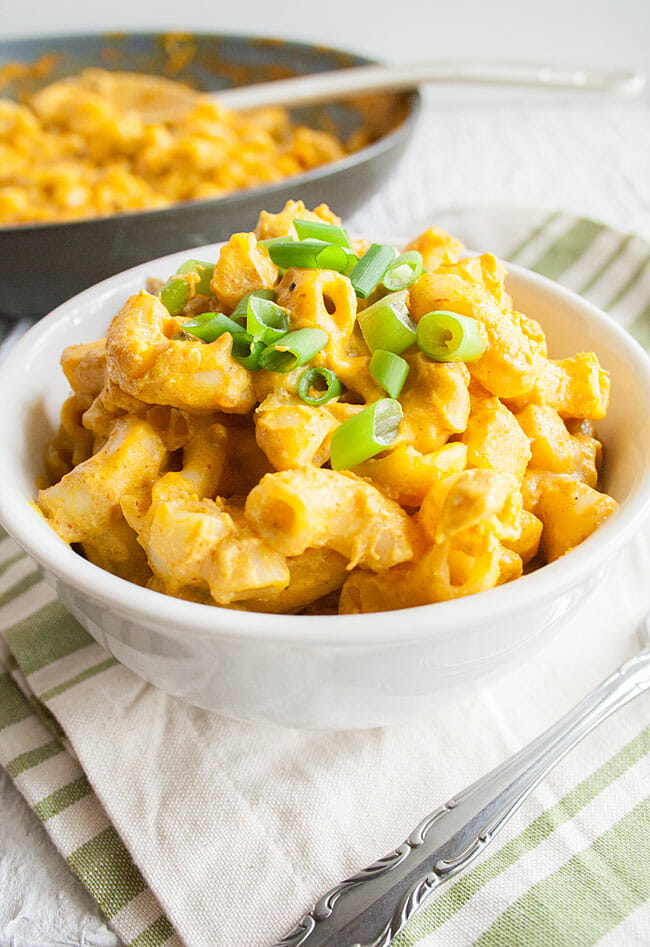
<box><xmin>348</xmin><ymin>243</ymin><xmax>398</xmax><ymax>298</ymax></box>
<box><xmin>182</xmin><ymin>312</ymin><xmax>241</xmax><ymax>342</ymax></box>
<box><xmin>369</xmin><ymin>350</ymin><xmax>410</xmax><ymax>398</ymax></box>
<box><xmin>416</xmin><ymin>310</ymin><xmax>487</xmax><ymax>362</ymax></box>
<box><xmin>297</xmin><ymin>367</ymin><xmax>342</xmax><ymax>405</ymax></box>
<box><xmin>293</xmin><ymin>219</ymin><xmax>351</xmax><ymax>247</ymax></box>
<box><xmin>258</xmin><ymin>328</ymin><xmax>328</xmax><ymax>373</ymax></box>
<box><xmin>258</xmin><ymin>236</ymin><xmax>295</xmax><ymax>249</ymax></box>
<box><xmin>231</xmin><ymin>288</ymin><xmax>276</xmax><ymax>325</ymax></box>
<box><xmin>330</xmin><ymin>398</ymin><xmax>403</xmax><ymax>470</ymax></box>
<box><xmin>175</xmin><ymin>259</ymin><xmax>214</xmax><ymax>295</ymax></box>
<box><xmin>159</xmin><ymin>277</ymin><xmax>190</xmax><ymax>316</ymax></box>
<box><xmin>246</xmin><ymin>295</ymin><xmax>290</xmax><ymax>344</ymax></box>
<box><xmin>264</xmin><ymin>239</ymin><xmax>358</xmax><ymax>274</ymax></box>
<box><xmin>382</xmin><ymin>251</ymin><xmax>425</xmax><ymax>291</ymax></box>
<box><xmin>263</xmin><ymin>240</ymin><xmax>318</xmax><ymax>268</ymax></box>
<box><xmin>315</xmin><ymin>242</ymin><xmax>359</xmax><ymax>274</ymax></box>
<box><xmin>357</xmin><ymin>290</ymin><xmax>417</xmax><ymax>355</ymax></box>
<box><xmin>231</xmin><ymin>332</ymin><xmax>265</xmax><ymax>370</ymax></box>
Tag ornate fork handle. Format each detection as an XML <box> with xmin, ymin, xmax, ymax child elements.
<box><xmin>276</xmin><ymin>634</ymin><xmax>650</xmax><ymax>947</ymax></box>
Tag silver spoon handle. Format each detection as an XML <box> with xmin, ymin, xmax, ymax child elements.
<box><xmin>215</xmin><ymin>61</ymin><xmax>645</xmax><ymax>111</ymax></box>
<box><xmin>276</xmin><ymin>642</ymin><xmax>650</xmax><ymax>947</ymax></box>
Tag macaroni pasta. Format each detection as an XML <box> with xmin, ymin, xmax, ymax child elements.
<box><xmin>39</xmin><ymin>201</ymin><xmax>618</xmax><ymax>614</ymax></box>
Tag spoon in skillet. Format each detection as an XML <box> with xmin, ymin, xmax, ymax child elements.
<box><xmin>214</xmin><ymin>59</ymin><xmax>645</xmax><ymax>111</ymax></box>
<box><xmin>30</xmin><ymin>60</ymin><xmax>645</xmax><ymax>124</ymax></box>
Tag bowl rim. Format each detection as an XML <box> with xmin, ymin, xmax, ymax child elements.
<box><xmin>1</xmin><ymin>240</ymin><xmax>650</xmax><ymax>647</ymax></box>
<box><xmin>0</xmin><ymin>30</ymin><xmax>421</xmax><ymax>237</ymax></box>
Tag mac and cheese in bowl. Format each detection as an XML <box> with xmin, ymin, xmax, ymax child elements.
<box><xmin>38</xmin><ymin>200</ymin><xmax>617</xmax><ymax>615</ymax></box>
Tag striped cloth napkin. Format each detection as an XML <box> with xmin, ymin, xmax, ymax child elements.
<box><xmin>1</xmin><ymin>208</ymin><xmax>649</xmax><ymax>947</ymax></box>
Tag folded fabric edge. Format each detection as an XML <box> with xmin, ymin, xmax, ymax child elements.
<box><xmin>0</xmin><ymin>648</ymin><xmax>180</xmax><ymax>947</ymax></box>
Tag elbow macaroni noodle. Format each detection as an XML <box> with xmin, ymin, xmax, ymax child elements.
<box><xmin>39</xmin><ymin>200</ymin><xmax>618</xmax><ymax>614</ymax></box>
<box><xmin>0</xmin><ymin>69</ymin><xmax>349</xmax><ymax>225</ymax></box>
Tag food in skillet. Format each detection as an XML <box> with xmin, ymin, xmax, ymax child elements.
<box><xmin>0</xmin><ymin>69</ymin><xmax>348</xmax><ymax>224</ymax></box>
<box><xmin>38</xmin><ymin>200</ymin><xmax>618</xmax><ymax>613</ymax></box>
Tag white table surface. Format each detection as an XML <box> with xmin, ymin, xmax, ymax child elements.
<box><xmin>2</xmin><ymin>4</ymin><xmax>650</xmax><ymax>944</ymax></box>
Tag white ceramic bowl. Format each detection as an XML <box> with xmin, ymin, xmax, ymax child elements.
<box><xmin>2</xmin><ymin>244</ymin><xmax>650</xmax><ymax>729</ymax></box>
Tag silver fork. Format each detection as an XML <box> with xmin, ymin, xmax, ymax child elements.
<box><xmin>277</xmin><ymin>613</ymin><xmax>650</xmax><ymax>947</ymax></box>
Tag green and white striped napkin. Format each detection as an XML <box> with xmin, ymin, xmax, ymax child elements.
<box><xmin>1</xmin><ymin>208</ymin><xmax>649</xmax><ymax>947</ymax></box>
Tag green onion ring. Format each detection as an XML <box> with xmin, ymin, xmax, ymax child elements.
<box><xmin>258</xmin><ymin>328</ymin><xmax>329</xmax><ymax>373</ymax></box>
<box><xmin>231</xmin><ymin>332</ymin><xmax>265</xmax><ymax>370</ymax></box>
<box><xmin>357</xmin><ymin>290</ymin><xmax>417</xmax><ymax>354</ymax></box>
<box><xmin>382</xmin><ymin>251</ymin><xmax>425</xmax><ymax>291</ymax></box>
<box><xmin>182</xmin><ymin>312</ymin><xmax>242</xmax><ymax>343</ymax></box>
<box><xmin>258</xmin><ymin>236</ymin><xmax>294</xmax><ymax>249</ymax></box>
<box><xmin>416</xmin><ymin>310</ymin><xmax>487</xmax><ymax>362</ymax></box>
<box><xmin>297</xmin><ymin>367</ymin><xmax>342</xmax><ymax>405</ymax></box>
<box><xmin>330</xmin><ymin>398</ymin><xmax>403</xmax><ymax>470</ymax></box>
<box><xmin>349</xmin><ymin>243</ymin><xmax>398</xmax><ymax>298</ymax></box>
<box><xmin>369</xmin><ymin>350</ymin><xmax>410</xmax><ymax>398</ymax></box>
<box><xmin>231</xmin><ymin>288</ymin><xmax>276</xmax><ymax>325</ymax></box>
<box><xmin>265</xmin><ymin>239</ymin><xmax>358</xmax><ymax>274</ymax></box>
<box><xmin>293</xmin><ymin>219</ymin><xmax>352</xmax><ymax>247</ymax></box>
<box><xmin>246</xmin><ymin>295</ymin><xmax>290</xmax><ymax>344</ymax></box>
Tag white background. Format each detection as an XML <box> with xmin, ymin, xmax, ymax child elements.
<box><xmin>2</xmin><ymin>0</ymin><xmax>649</xmax><ymax>79</ymax></box>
